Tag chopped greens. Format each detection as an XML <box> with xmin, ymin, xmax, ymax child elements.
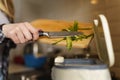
<box><xmin>52</xmin><ymin>21</ymin><xmax>94</xmax><ymax>50</ymax></box>
<box><xmin>66</xmin><ymin>36</ymin><xmax>72</xmax><ymax>50</ymax></box>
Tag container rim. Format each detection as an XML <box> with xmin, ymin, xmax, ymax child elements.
<box><xmin>54</xmin><ymin>59</ymin><xmax>108</xmax><ymax>69</ymax></box>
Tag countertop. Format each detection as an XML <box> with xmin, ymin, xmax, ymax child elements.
<box><xmin>9</xmin><ymin>62</ymin><xmax>34</xmax><ymax>74</ymax></box>
<box><xmin>9</xmin><ymin>62</ymin><xmax>51</xmax><ymax>80</ymax></box>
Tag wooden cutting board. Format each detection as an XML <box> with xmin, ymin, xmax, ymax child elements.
<box><xmin>31</xmin><ymin>19</ymin><xmax>94</xmax><ymax>49</ymax></box>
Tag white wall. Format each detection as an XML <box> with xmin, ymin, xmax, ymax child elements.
<box><xmin>13</xmin><ymin>0</ymin><xmax>101</xmax><ymax>22</ymax></box>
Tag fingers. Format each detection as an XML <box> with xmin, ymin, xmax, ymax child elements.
<box><xmin>7</xmin><ymin>26</ymin><xmax>27</xmax><ymax>44</ymax></box>
<box><xmin>15</xmin><ymin>22</ymin><xmax>39</xmax><ymax>43</ymax></box>
<box><xmin>9</xmin><ymin>31</ymin><xmax>20</xmax><ymax>44</ymax></box>
<box><xmin>24</xmin><ymin>22</ymin><xmax>39</xmax><ymax>40</ymax></box>
<box><xmin>16</xmin><ymin>27</ymin><xmax>27</xmax><ymax>43</ymax></box>
<box><xmin>2</xmin><ymin>22</ymin><xmax>39</xmax><ymax>44</ymax></box>
<box><xmin>19</xmin><ymin>23</ymin><xmax>32</xmax><ymax>41</ymax></box>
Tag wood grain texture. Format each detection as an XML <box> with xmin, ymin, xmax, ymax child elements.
<box><xmin>31</xmin><ymin>19</ymin><xmax>94</xmax><ymax>48</ymax></box>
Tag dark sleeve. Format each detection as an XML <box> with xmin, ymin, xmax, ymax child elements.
<box><xmin>0</xmin><ymin>24</ymin><xmax>16</xmax><ymax>47</ymax></box>
<box><xmin>0</xmin><ymin>24</ymin><xmax>16</xmax><ymax>48</ymax></box>
<box><xmin>0</xmin><ymin>24</ymin><xmax>5</xmax><ymax>43</ymax></box>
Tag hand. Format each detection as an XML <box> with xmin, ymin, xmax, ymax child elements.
<box><xmin>2</xmin><ymin>22</ymin><xmax>39</xmax><ymax>44</ymax></box>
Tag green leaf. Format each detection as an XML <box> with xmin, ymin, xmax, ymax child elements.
<box><xmin>66</xmin><ymin>36</ymin><xmax>72</xmax><ymax>50</ymax></box>
<box><xmin>68</xmin><ymin>21</ymin><xmax>79</xmax><ymax>31</ymax></box>
<box><xmin>73</xmin><ymin>21</ymin><xmax>79</xmax><ymax>31</ymax></box>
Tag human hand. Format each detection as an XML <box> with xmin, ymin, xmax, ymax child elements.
<box><xmin>2</xmin><ymin>22</ymin><xmax>39</xmax><ymax>44</ymax></box>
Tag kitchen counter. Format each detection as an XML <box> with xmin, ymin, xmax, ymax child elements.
<box><xmin>9</xmin><ymin>62</ymin><xmax>34</xmax><ymax>74</ymax></box>
<box><xmin>9</xmin><ymin>62</ymin><xmax>52</xmax><ymax>80</ymax></box>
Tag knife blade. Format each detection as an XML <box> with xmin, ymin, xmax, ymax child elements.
<box><xmin>39</xmin><ymin>31</ymin><xmax>83</xmax><ymax>38</ymax></box>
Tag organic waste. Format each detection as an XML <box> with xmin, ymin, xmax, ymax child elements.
<box><xmin>52</xmin><ymin>21</ymin><xmax>94</xmax><ymax>50</ymax></box>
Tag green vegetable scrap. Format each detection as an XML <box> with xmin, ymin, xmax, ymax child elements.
<box><xmin>66</xmin><ymin>36</ymin><xmax>72</xmax><ymax>50</ymax></box>
<box><xmin>52</xmin><ymin>21</ymin><xmax>94</xmax><ymax>50</ymax></box>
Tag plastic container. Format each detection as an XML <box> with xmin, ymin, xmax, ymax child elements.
<box><xmin>52</xmin><ymin>58</ymin><xmax>111</xmax><ymax>80</ymax></box>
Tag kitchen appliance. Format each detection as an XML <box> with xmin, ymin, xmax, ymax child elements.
<box><xmin>51</xmin><ymin>14</ymin><xmax>115</xmax><ymax>80</ymax></box>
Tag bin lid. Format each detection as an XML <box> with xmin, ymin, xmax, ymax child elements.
<box><xmin>93</xmin><ymin>14</ymin><xmax>115</xmax><ymax>67</ymax></box>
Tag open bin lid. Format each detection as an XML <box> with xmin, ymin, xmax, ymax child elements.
<box><xmin>93</xmin><ymin>14</ymin><xmax>115</xmax><ymax>67</ymax></box>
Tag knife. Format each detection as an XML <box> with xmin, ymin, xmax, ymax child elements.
<box><xmin>39</xmin><ymin>31</ymin><xmax>83</xmax><ymax>38</ymax></box>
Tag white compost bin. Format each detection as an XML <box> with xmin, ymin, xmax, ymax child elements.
<box><xmin>51</xmin><ymin>14</ymin><xmax>115</xmax><ymax>80</ymax></box>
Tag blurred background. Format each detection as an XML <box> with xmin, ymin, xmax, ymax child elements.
<box><xmin>8</xmin><ymin>0</ymin><xmax>120</xmax><ymax>80</ymax></box>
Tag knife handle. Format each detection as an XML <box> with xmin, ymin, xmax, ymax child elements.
<box><xmin>39</xmin><ymin>30</ymin><xmax>44</xmax><ymax>37</ymax></box>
